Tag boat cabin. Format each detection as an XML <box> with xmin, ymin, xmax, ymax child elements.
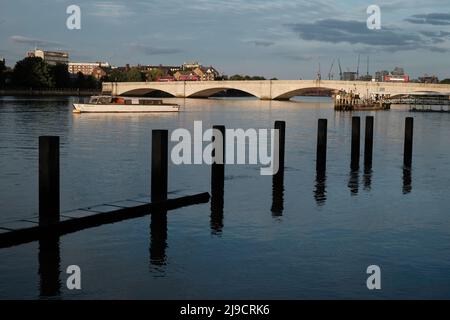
<box><xmin>88</xmin><ymin>96</ymin><xmax>164</xmax><ymax>105</ymax></box>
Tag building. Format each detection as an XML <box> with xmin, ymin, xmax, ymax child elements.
<box><xmin>418</xmin><ymin>75</ymin><xmax>439</xmax><ymax>84</ymax></box>
<box><xmin>27</xmin><ymin>49</ymin><xmax>69</xmax><ymax>65</ymax></box>
<box><xmin>68</xmin><ymin>62</ymin><xmax>111</xmax><ymax>76</ymax></box>
<box><xmin>375</xmin><ymin>70</ymin><xmax>389</xmax><ymax>82</ymax></box>
<box><xmin>0</xmin><ymin>56</ymin><xmax>5</xmax><ymax>65</ymax></box>
<box><xmin>342</xmin><ymin>71</ymin><xmax>357</xmax><ymax>81</ymax></box>
<box><xmin>384</xmin><ymin>74</ymin><xmax>410</xmax><ymax>82</ymax></box>
<box><xmin>173</xmin><ymin>70</ymin><xmax>200</xmax><ymax>81</ymax></box>
<box><xmin>193</xmin><ymin>66</ymin><xmax>220</xmax><ymax>81</ymax></box>
<box><xmin>182</xmin><ymin>61</ymin><xmax>201</xmax><ymax>70</ymax></box>
<box><xmin>384</xmin><ymin>67</ymin><xmax>409</xmax><ymax>83</ymax></box>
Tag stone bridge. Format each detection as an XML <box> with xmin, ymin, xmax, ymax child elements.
<box><xmin>102</xmin><ymin>80</ymin><xmax>450</xmax><ymax>100</ymax></box>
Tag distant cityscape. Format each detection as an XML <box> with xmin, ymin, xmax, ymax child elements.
<box><xmin>1</xmin><ymin>48</ymin><xmax>450</xmax><ymax>90</ymax></box>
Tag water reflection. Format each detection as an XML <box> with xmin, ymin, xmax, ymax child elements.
<box><xmin>403</xmin><ymin>167</ymin><xmax>412</xmax><ymax>194</ymax></box>
<box><xmin>314</xmin><ymin>172</ymin><xmax>327</xmax><ymax>206</ymax></box>
<box><xmin>271</xmin><ymin>174</ymin><xmax>285</xmax><ymax>216</ymax></box>
<box><xmin>363</xmin><ymin>166</ymin><xmax>373</xmax><ymax>191</ymax></box>
<box><xmin>211</xmin><ymin>179</ymin><xmax>224</xmax><ymax>235</ymax></box>
<box><xmin>348</xmin><ymin>170</ymin><xmax>360</xmax><ymax>196</ymax></box>
<box><xmin>149</xmin><ymin>211</ymin><xmax>168</xmax><ymax>269</ymax></box>
<box><xmin>38</xmin><ymin>235</ymin><xmax>61</xmax><ymax>298</ymax></box>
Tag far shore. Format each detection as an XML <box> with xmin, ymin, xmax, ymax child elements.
<box><xmin>0</xmin><ymin>89</ymin><xmax>101</xmax><ymax>96</ymax></box>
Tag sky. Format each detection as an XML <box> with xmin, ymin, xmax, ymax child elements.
<box><xmin>1</xmin><ymin>0</ymin><xmax>450</xmax><ymax>79</ymax></box>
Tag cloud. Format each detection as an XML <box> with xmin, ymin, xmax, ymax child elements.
<box><xmin>405</xmin><ymin>13</ymin><xmax>450</xmax><ymax>25</ymax></box>
<box><xmin>279</xmin><ymin>54</ymin><xmax>314</xmax><ymax>61</ymax></box>
<box><xmin>130</xmin><ymin>44</ymin><xmax>183</xmax><ymax>55</ymax></box>
<box><xmin>89</xmin><ymin>2</ymin><xmax>134</xmax><ymax>17</ymax></box>
<box><xmin>246</xmin><ymin>40</ymin><xmax>275</xmax><ymax>47</ymax></box>
<box><xmin>286</xmin><ymin>19</ymin><xmax>449</xmax><ymax>52</ymax></box>
<box><xmin>9</xmin><ymin>35</ymin><xmax>65</xmax><ymax>48</ymax></box>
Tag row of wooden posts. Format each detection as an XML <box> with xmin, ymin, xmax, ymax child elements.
<box><xmin>38</xmin><ymin>116</ymin><xmax>414</xmax><ymax>227</ymax></box>
<box><xmin>316</xmin><ymin>116</ymin><xmax>414</xmax><ymax>172</ymax></box>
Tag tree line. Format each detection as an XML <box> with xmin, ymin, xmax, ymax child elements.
<box><xmin>0</xmin><ymin>57</ymin><xmax>278</xmax><ymax>90</ymax></box>
<box><xmin>0</xmin><ymin>57</ymin><xmax>100</xmax><ymax>89</ymax></box>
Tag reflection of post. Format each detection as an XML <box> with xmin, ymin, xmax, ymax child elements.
<box><xmin>38</xmin><ymin>235</ymin><xmax>61</xmax><ymax>298</ymax></box>
<box><xmin>351</xmin><ymin>117</ymin><xmax>361</xmax><ymax>171</ymax></box>
<box><xmin>403</xmin><ymin>168</ymin><xmax>412</xmax><ymax>194</ymax></box>
<box><xmin>348</xmin><ymin>170</ymin><xmax>359</xmax><ymax>195</ymax></box>
<box><xmin>211</xmin><ymin>125</ymin><xmax>225</xmax><ymax>235</ymax></box>
<box><xmin>314</xmin><ymin>171</ymin><xmax>327</xmax><ymax>206</ymax></box>
<box><xmin>363</xmin><ymin>167</ymin><xmax>372</xmax><ymax>191</ymax></box>
<box><xmin>150</xmin><ymin>212</ymin><xmax>168</xmax><ymax>266</ymax></box>
<box><xmin>271</xmin><ymin>172</ymin><xmax>285</xmax><ymax>216</ymax></box>
<box><xmin>272</xmin><ymin>121</ymin><xmax>285</xmax><ymax>217</ymax></box>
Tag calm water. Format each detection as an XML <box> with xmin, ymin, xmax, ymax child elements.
<box><xmin>1</xmin><ymin>96</ymin><xmax>450</xmax><ymax>299</ymax></box>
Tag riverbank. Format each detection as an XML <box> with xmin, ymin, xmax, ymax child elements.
<box><xmin>0</xmin><ymin>89</ymin><xmax>100</xmax><ymax>96</ymax></box>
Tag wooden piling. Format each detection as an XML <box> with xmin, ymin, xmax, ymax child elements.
<box><xmin>211</xmin><ymin>125</ymin><xmax>225</xmax><ymax>189</ymax></box>
<box><xmin>404</xmin><ymin>117</ymin><xmax>414</xmax><ymax>167</ymax></box>
<box><xmin>364</xmin><ymin>116</ymin><xmax>374</xmax><ymax>168</ymax></box>
<box><xmin>274</xmin><ymin>121</ymin><xmax>286</xmax><ymax>178</ymax></box>
<box><xmin>351</xmin><ymin>116</ymin><xmax>360</xmax><ymax>170</ymax></box>
<box><xmin>316</xmin><ymin>119</ymin><xmax>327</xmax><ymax>173</ymax></box>
<box><xmin>211</xmin><ymin>125</ymin><xmax>225</xmax><ymax>234</ymax></box>
<box><xmin>39</xmin><ymin>136</ymin><xmax>60</xmax><ymax>227</ymax></box>
<box><xmin>151</xmin><ymin>130</ymin><xmax>168</xmax><ymax>202</ymax></box>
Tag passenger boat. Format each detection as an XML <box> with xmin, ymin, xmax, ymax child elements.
<box><xmin>73</xmin><ymin>96</ymin><xmax>180</xmax><ymax>113</ymax></box>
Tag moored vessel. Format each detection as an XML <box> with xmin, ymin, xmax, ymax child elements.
<box><xmin>73</xmin><ymin>96</ymin><xmax>180</xmax><ymax>113</ymax></box>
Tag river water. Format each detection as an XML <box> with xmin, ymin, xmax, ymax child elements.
<box><xmin>0</xmin><ymin>96</ymin><xmax>450</xmax><ymax>299</ymax></box>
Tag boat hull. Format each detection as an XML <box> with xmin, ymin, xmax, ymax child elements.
<box><xmin>73</xmin><ymin>103</ymin><xmax>180</xmax><ymax>113</ymax></box>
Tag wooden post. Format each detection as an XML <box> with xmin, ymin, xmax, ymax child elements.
<box><xmin>364</xmin><ymin>116</ymin><xmax>374</xmax><ymax>168</ymax></box>
<box><xmin>211</xmin><ymin>125</ymin><xmax>225</xmax><ymax>190</ymax></box>
<box><xmin>316</xmin><ymin>119</ymin><xmax>327</xmax><ymax>173</ymax></box>
<box><xmin>211</xmin><ymin>125</ymin><xmax>225</xmax><ymax>234</ymax></box>
<box><xmin>274</xmin><ymin>121</ymin><xmax>286</xmax><ymax>178</ymax></box>
<box><xmin>39</xmin><ymin>136</ymin><xmax>60</xmax><ymax>227</ymax></box>
<box><xmin>351</xmin><ymin>116</ymin><xmax>360</xmax><ymax>170</ymax></box>
<box><xmin>404</xmin><ymin>117</ymin><xmax>414</xmax><ymax>168</ymax></box>
<box><xmin>151</xmin><ymin>130</ymin><xmax>168</xmax><ymax>202</ymax></box>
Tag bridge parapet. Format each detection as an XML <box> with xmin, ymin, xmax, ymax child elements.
<box><xmin>102</xmin><ymin>80</ymin><xmax>450</xmax><ymax>100</ymax></box>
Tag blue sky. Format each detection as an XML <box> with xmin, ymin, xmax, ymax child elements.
<box><xmin>1</xmin><ymin>0</ymin><xmax>450</xmax><ymax>79</ymax></box>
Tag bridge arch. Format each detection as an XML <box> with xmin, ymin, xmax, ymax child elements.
<box><xmin>273</xmin><ymin>87</ymin><xmax>338</xmax><ymax>100</ymax></box>
<box><xmin>120</xmin><ymin>88</ymin><xmax>176</xmax><ymax>97</ymax></box>
<box><xmin>186</xmin><ymin>87</ymin><xmax>259</xmax><ymax>99</ymax></box>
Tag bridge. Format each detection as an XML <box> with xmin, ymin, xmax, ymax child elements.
<box><xmin>102</xmin><ymin>80</ymin><xmax>450</xmax><ymax>100</ymax></box>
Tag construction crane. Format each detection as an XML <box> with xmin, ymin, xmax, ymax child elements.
<box><xmin>328</xmin><ymin>59</ymin><xmax>335</xmax><ymax>80</ymax></box>
<box><xmin>316</xmin><ymin>61</ymin><xmax>322</xmax><ymax>81</ymax></box>
<box><xmin>366</xmin><ymin>56</ymin><xmax>370</xmax><ymax>76</ymax></box>
<box><xmin>338</xmin><ymin>59</ymin><xmax>343</xmax><ymax>80</ymax></box>
<box><xmin>356</xmin><ymin>54</ymin><xmax>361</xmax><ymax>80</ymax></box>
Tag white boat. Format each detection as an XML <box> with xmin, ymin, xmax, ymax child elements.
<box><xmin>73</xmin><ymin>96</ymin><xmax>180</xmax><ymax>113</ymax></box>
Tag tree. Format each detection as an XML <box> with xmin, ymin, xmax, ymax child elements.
<box><xmin>12</xmin><ymin>57</ymin><xmax>54</xmax><ymax>88</ymax></box>
<box><xmin>146</xmin><ymin>69</ymin><xmax>164</xmax><ymax>81</ymax></box>
<box><xmin>50</xmin><ymin>64</ymin><xmax>71</xmax><ymax>88</ymax></box>
<box><xmin>0</xmin><ymin>59</ymin><xmax>6</xmax><ymax>88</ymax></box>
<box><xmin>126</xmin><ymin>68</ymin><xmax>144</xmax><ymax>81</ymax></box>
<box><xmin>107</xmin><ymin>69</ymin><xmax>128</xmax><ymax>82</ymax></box>
<box><xmin>73</xmin><ymin>72</ymin><xmax>99</xmax><ymax>89</ymax></box>
<box><xmin>229</xmin><ymin>74</ymin><xmax>266</xmax><ymax>81</ymax></box>
<box><xmin>440</xmin><ymin>79</ymin><xmax>450</xmax><ymax>84</ymax></box>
